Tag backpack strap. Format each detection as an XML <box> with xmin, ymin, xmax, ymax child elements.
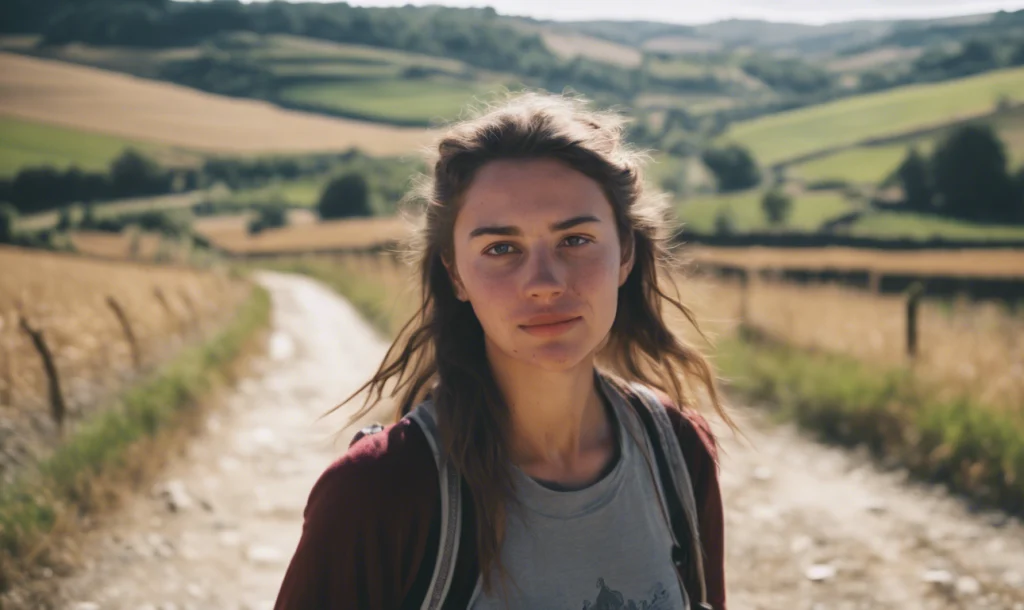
<box><xmin>627</xmin><ymin>383</ymin><xmax>711</xmax><ymax>610</ymax></box>
<box><xmin>349</xmin><ymin>406</ymin><xmax>462</xmax><ymax>610</ymax></box>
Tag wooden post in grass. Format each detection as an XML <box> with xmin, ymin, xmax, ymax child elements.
<box><xmin>0</xmin><ymin>315</ymin><xmax>11</xmax><ymax>406</ymax></box>
<box><xmin>106</xmin><ymin>296</ymin><xmax>141</xmax><ymax>371</ymax></box>
<box><xmin>18</xmin><ymin>307</ymin><xmax>66</xmax><ymax>435</ymax></box>
<box><xmin>178</xmin><ymin>289</ymin><xmax>200</xmax><ymax>333</ymax></box>
<box><xmin>906</xmin><ymin>282</ymin><xmax>924</xmax><ymax>359</ymax></box>
<box><xmin>739</xmin><ymin>268</ymin><xmax>750</xmax><ymax>328</ymax></box>
<box><xmin>153</xmin><ymin>287</ymin><xmax>181</xmax><ymax>335</ymax></box>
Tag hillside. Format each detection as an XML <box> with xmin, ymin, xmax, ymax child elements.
<box><xmin>0</xmin><ymin>52</ymin><xmax>431</xmax><ymax>156</ymax></box>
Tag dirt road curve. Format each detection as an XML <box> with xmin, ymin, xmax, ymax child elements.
<box><xmin>40</xmin><ymin>273</ymin><xmax>1024</xmax><ymax>610</ymax></box>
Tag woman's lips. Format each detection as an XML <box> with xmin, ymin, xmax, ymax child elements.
<box><xmin>519</xmin><ymin>316</ymin><xmax>582</xmax><ymax>338</ymax></box>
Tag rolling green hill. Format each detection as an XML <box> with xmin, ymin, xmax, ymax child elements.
<box><xmin>0</xmin><ymin>116</ymin><xmax>199</xmax><ymax>177</ymax></box>
<box><xmin>722</xmin><ymin>66</ymin><xmax>1024</xmax><ymax>166</ymax></box>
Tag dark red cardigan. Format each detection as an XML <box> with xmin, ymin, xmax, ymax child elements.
<box><xmin>273</xmin><ymin>405</ymin><xmax>727</xmax><ymax>609</ymax></box>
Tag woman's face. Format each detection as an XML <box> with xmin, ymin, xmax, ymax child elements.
<box><xmin>449</xmin><ymin>158</ymin><xmax>633</xmax><ymax>371</ymax></box>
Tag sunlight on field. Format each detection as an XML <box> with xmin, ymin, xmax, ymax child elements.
<box><xmin>677</xmin><ymin>190</ymin><xmax>855</xmax><ymax>233</ymax></box>
<box><xmin>0</xmin><ymin>52</ymin><xmax>432</xmax><ymax>155</ymax></box>
<box><xmin>725</xmin><ymin>66</ymin><xmax>1024</xmax><ymax>164</ymax></box>
<box><xmin>791</xmin><ymin>144</ymin><xmax>909</xmax><ymax>185</ymax></box>
<box><xmin>849</xmin><ymin>211</ymin><xmax>1024</xmax><ymax>241</ymax></box>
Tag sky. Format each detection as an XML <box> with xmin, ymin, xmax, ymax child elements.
<box><xmin>252</xmin><ymin>0</ymin><xmax>1024</xmax><ymax>26</ymax></box>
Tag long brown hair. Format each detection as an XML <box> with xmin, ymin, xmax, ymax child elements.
<box><xmin>334</xmin><ymin>91</ymin><xmax>731</xmax><ymax>594</ymax></box>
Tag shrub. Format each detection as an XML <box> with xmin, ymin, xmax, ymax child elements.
<box><xmin>762</xmin><ymin>188</ymin><xmax>792</xmax><ymax>226</ymax></box>
<box><xmin>702</xmin><ymin>145</ymin><xmax>761</xmax><ymax>193</ymax></box>
<box><xmin>317</xmin><ymin>172</ymin><xmax>371</xmax><ymax>220</ymax></box>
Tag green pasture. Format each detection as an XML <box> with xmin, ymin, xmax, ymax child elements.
<box><xmin>789</xmin><ymin>106</ymin><xmax>1024</xmax><ymax>185</ymax></box>
<box><xmin>791</xmin><ymin>144</ymin><xmax>911</xmax><ymax>185</ymax></box>
<box><xmin>676</xmin><ymin>189</ymin><xmax>855</xmax><ymax>233</ymax></box>
<box><xmin>279</xmin><ymin>78</ymin><xmax>500</xmax><ymax>125</ymax></box>
<box><xmin>220</xmin><ymin>176</ymin><xmax>327</xmax><ymax>208</ymax></box>
<box><xmin>250</xmin><ymin>34</ymin><xmax>466</xmax><ymax>73</ymax></box>
<box><xmin>0</xmin><ymin>117</ymin><xmax>192</xmax><ymax>177</ymax></box>
<box><xmin>723</xmin><ymin>66</ymin><xmax>1024</xmax><ymax>165</ymax></box>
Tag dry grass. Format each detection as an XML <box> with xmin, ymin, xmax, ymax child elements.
<box><xmin>678</xmin><ymin>274</ymin><xmax>1024</xmax><ymax>410</ymax></box>
<box><xmin>0</xmin><ymin>52</ymin><xmax>431</xmax><ymax>155</ymax></box>
<box><xmin>69</xmin><ymin>231</ymin><xmax>173</xmax><ymax>262</ymax></box>
<box><xmin>0</xmin><ymin>246</ymin><xmax>249</xmax><ymax>483</ymax></box>
<box><xmin>687</xmin><ymin>245</ymin><xmax>1024</xmax><ymax>279</ymax></box>
<box><xmin>196</xmin><ymin>214</ymin><xmax>408</xmax><ymax>255</ymax></box>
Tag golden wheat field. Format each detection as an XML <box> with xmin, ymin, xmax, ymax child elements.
<box><xmin>0</xmin><ymin>52</ymin><xmax>432</xmax><ymax>155</ymax></box>
<box><xmin>196</xmin><ymin>214</ymin><xmax>409</xmax><ymax>255</ymax></box>
<box><xmin>70</xmin><ymin>231</ymin><xmax>175</xmax><ymax>262</ymax></box>
<box><xmin>687</xmin><ymin>245</ymin><xmax>1024</xmax><ymax>279</ymax></box>
<box><xmin>0</xmin><ymin>245</ymin><xmax>249</xmax><ymax>481</ymax></box>
<box><xmin>311</xmin><ymin>251</ymin><xmax>1024</xmax><ymax>410</ymax></box>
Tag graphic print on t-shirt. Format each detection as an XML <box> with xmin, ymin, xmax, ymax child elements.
<box><xmin>579</xmin><ymin>578</ymin><xmax>675</xmax><ymax>610</ymax></box>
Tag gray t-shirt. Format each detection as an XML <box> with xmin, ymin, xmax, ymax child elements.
<box><xmin>466</xmin><ymin>377</ymin><xmax>687</xmax><ymax>610</ymax></box>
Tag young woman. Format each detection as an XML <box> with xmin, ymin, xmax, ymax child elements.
<box><xmin>274</xmin><ymin>93</ymin><xmax>731</xmax><ymax>609</ymax></box>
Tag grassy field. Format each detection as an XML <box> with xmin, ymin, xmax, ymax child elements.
<box><xmin>0</xmin><ymin>117</ymin><xmax>200</xmax><ymax>178</ymax></box>
<box><xmin>790</xmin><ymin>144</ymin><xmax>910</xmax><ymax>185</ymax></box>
<box><xmin>0</xmin><ymin>51</ymin><xmax>431</xmax><ymax>156</ymax></box>
<box><xmin>213</xmin><ymin>177</ymin><xmax>327</xmax><ymax>208</ymax></box>
<box><xmin>687</xmin><ymin>245</ymin><xmax>1024</xmax><ymax>279</ymax></box>
<box><xmin>279</xmin><ymin>78</ymin><xmax>497</xmax><ymax>125</ymax></box>
<box><xmin>789</xmin><ymin>106</ymin><xmax>1024</xmax><ymax>185</ymax></box>
<box><xmin>676</xmin><ymin>189</ymin><xmax>855</xmax><ymax>233</ymax></box>
<box><xmin>724</xmin><ymin>66</ymin><xmax>1024</xmax><ymax>165</ymax></box>
<box><xmin>196</xmin><ymin>214</ymin><xmax>408</xmax><ymax>255</ymax></box>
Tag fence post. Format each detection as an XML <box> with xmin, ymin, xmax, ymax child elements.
<box><xmin>0</xmin><ymin>315</ymin><xmax>11</xmax><ymax>406</ymax></box>
<box><xmin>906</xmin><ymin>282</ymin><xmax>924</xmax><ymax>359</ymax></box>
<box><xmin>18</xmin><ymin>309</ymin><xmax>67</xmax><ymax>435</ymax></box>
<box><xmin>106</xmin><ymin>295</ymin><xmax>141</xmax><ymax>371</ymax></box>
<box><xmin>153</xmin><ymin>286</ymin><xmax>181</xmax><ymax>334</ymax></box>
<box><xmin>739</xmin><ymin>268</ymin><xmax>750</xmax><ymax>328</ymax></box>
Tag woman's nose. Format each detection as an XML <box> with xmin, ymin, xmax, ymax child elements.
<box><xmin>522</xmin><ymin>248</ymin><xmax>565</xmax><ymax>300</ymax></box>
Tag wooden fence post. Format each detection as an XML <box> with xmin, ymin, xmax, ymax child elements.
<box><xmin>18</xmin><ymin>309</ymin><xmax>67</xmax><ymax>435</ymax></box>
<box><xmin>106</xmin><ymin>296</ymin><xmax>141</xmax><ymax>371</ymax></box>
<box><xmin>906</xmin><ymin>282</ymin><xmax>924</xmax><ymax>359</ymax></box>
<box><xmin>153</xmin><ymin>286</ymin><xmax>181</xmax><ymax>334</ymax></box>
<box><xmin>739</xmin><ymin>268</ymin><xmax>750</xmax><ymax>328</ymax></box>
<box><xmin>0</xmin><ymin>315</ymin><xmax>11</xmax><ymax>406</ymax></box>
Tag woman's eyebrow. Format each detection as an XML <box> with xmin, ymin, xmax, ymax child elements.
<box><xmin>468</xmin><ymin>215</ymin><xmax>601</xmax><ymax>239</ymax></box>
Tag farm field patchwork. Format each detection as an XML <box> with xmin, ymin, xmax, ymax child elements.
<box><xmin>196</xmin><ymin>214</ymin><xmax>408</xmax><ymax>255</ymax></box>
<box><xmin>723</xmin><ymin>66</ymin><xmax>1024</xmax><ymax>165</ymax></box>
<box><xmin>279</xmin><ymin>78</ymin><xmax>499</xmax><ymax>125</ymax></box>
<box><xmin>0</xmin><ymin>116</ymin><xmax>199</xmax><ymax>178</ymax></box>
<box><xmin>847</xmin><ymin>211</ymin><xmax>1024</xmax><ymax>241</ymax></box>
<box><xmin>0</xmin><ymin>52</ymin><xmax>432</xmax><ymax>156</ymax></box>
<box><xmin>676</xmin><ymin>189</ymin><xmax>855</xmax><ymax>233</ymax></box>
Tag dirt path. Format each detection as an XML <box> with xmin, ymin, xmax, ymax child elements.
<box><xmin>45</xmin><ymin>273</ymin><xmax>1024</xmax><ymax>610</ymax></box>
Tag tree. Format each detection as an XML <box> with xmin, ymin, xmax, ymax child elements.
<box><xmin>894</xmin><ymin>147</ymin><xmax>933</xmax><ymax>212</ymax></box>
<box><xmin>701</xmin><ymin>145</ymin><xmax>761</xmax><ymax>193</ymax></box>
<box><xmin>761</xmin><ymin>188</ymin><xmax>792</xmax><ymax>226</ymax></box>
<box><xmin>248</xmin><ymin>202</ymin><xmax>288</xmax><ymax>234</ymax></box>
<box><xmin>930</xmin><ymin>125</ymin><xmax>1015</xmax><ymax>222</ymax></box>
<box><xmin>713</xmin><ymin>207</ymin><xmax>736</xmax><ymax>235</ymax></box>
<box><xmin>56</xmin><ymin>207</ymin><xmax>74</xmax><ymax>231</ymax></box>
<box><xmin>317</xmin><ymin>173</ymin><xmax>371</xmax><ymax>220</ymax></box>
<box><xmin>109</xmin><ymin>148</ymin><xmax>167</xmax><ymax>198</ymax></box>
<box><xmin>0</xmin><ymin>203</ymin><xmax>16</xmax><ymax>244</ymax></box>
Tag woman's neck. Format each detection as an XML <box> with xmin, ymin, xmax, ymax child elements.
<box><xmin>485</xmin><ymin>339</ymin><xmax>614</xmax><ymax>482</ymax></box>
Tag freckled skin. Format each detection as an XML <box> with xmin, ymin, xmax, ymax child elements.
<box><xmin>449</xmin><ymin>158</ymin><xmax>632</xmax><ymax>373</ymax></box>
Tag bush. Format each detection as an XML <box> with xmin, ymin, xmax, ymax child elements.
<box><xmin>713</xmin><ymin>207</ymin><xmax>736</xmax><ymax>235</ymax></box>
<box><xmin>702</xmin><ymin>145</ymin><xmax>761</xmax><ymax>193</ymax></box>
<box><xmin>761</xmin><ymin>188</ymin><xmax>792</xmax><ymax>226</ymax></box>
<box><xmin>317</xmin><ymin>172</ymin><xmax>371</xmax><ymax>220</ymax></box>
<box><xmin>894</xmin><ymin>147</ymin><xmax>934</xmax><ymax>212</ymax></box>
<box><xmin>248</xmin><ymin>202</ymin><xmax>288</xmax><ymax>235</ymax></box>
<box><xmin>0</xmin><ymin>202</ymin><xmax>16</xmax><ymax>243</ymax></box>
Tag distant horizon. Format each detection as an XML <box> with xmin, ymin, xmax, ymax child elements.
<box><xmin>235</xmin><ymin>0</ymin><xmax>1024</xmax><ymax>27</ymax></box>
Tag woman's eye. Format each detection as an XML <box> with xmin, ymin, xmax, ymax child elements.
<box><xmin>484</xmin><ymin>243</ymin><xmax>516</xmax><ymax>256</ymax></box>
<box><xmin>562</xmin><ymin>235</ymin><xmax>592</xmax><ymax>247</ymax></box>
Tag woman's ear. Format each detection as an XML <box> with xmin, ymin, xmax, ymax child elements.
<box><xmin>618</xmin><ymin>239</ymin><xmax>635</xmax><ymax>287</ymax></box>
<box><xmin>443</xmin><ymin>258</ymin><xmax>469</xmax><ymax>301</ymax></box>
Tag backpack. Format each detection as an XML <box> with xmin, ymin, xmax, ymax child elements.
<box><xmin>349</xmin><ymin>382</ymin><xmax>712</xmax><ymax>610</ymax></box>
